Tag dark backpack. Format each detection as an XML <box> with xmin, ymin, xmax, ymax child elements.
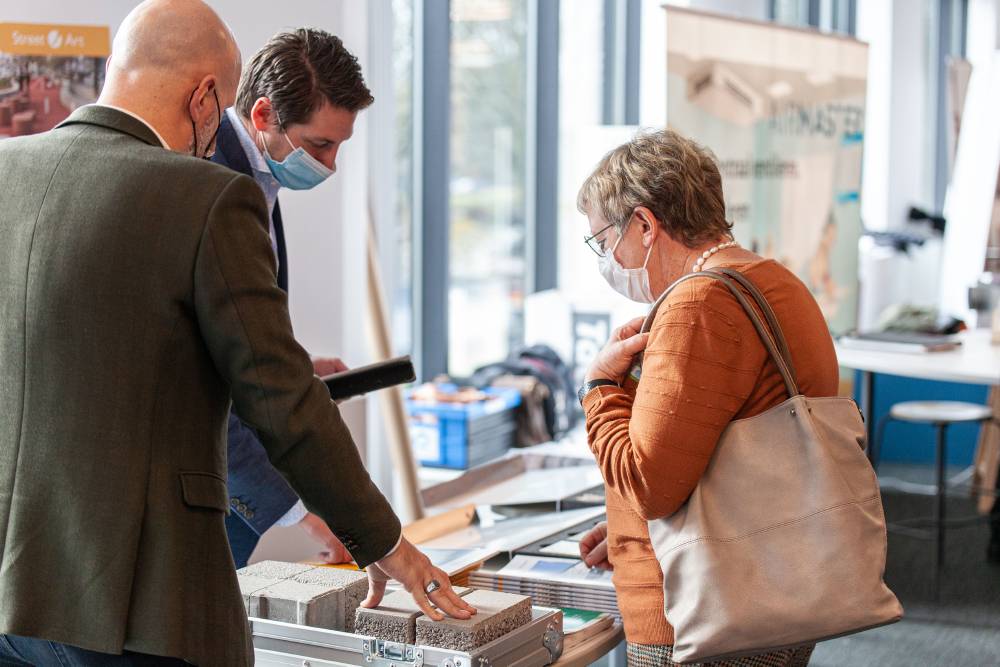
<box><xmin>470</xmin><ymin>344</ymin><xmax>577</xmax><ymax>441</ymax></box>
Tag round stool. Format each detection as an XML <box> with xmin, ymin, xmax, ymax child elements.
<box><xmin>877</xmin><ymin>400</ymin><xmax>993</xmax><ymax>600</ymax></box>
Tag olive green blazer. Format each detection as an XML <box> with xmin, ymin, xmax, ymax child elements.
<box><xmin>0</xmin><ymin>105</ymin><xmax>400</xmax><ymax>666</ymax></box>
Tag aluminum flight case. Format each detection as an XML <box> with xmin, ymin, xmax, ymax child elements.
<box><xmin>252</xmin><ymin>606</ymin><xmax>564</xmax><ymax>667</ymax></box>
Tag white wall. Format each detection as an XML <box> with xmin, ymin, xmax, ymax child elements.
<box><xmin>967</xmin><ymin>0</ymin><xmax>1000</xmax><ymax>68</ymax></box>
<box><xmin>4</xmin><ymin>0</ymin><xmax>365</xmax><ymax>363</ymax></box>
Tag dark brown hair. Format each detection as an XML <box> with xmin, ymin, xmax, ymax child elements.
<box><xmin>577</xmin><ymin>128</ymin><xmax>732</xmax><ymax>247</ymax></box>
<box><xmin>236</xmin><ymin>28</ymin><xmax>374</xmax><ymax>128</ymax></box>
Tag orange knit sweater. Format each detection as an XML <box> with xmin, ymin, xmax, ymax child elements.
<box><xmin>582</xmin><ymin>259</ymin><xmax>839</xmax><ymax>646</ymax></box>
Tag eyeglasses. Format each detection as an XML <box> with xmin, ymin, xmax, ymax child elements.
<box><xmin>583</xmin><ymin>222</ymin><xmax>620</xmax><ymax>257</ymax></box>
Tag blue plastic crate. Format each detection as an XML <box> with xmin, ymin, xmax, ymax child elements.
<box><xmin>405</xmin><ymin>386</ymin><xmax>522</xmax><ymax>469</ymax></box>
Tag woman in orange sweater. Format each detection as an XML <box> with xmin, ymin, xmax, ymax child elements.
<box><xmin>575</xmin><ymin>129</ymin><xmax>839</xmax><ymax>667</ymax></box>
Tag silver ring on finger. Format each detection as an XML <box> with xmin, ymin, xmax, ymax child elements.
<box><xmin>424</xmin><ymin>579</ymin><xmax>441</xmax><ymax>595</ymax></box>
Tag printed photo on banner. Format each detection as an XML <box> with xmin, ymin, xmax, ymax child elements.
<box><xmin>665</xmin><ymin>8</ymin><xmax>868</xmax><ymax>334</ymax></box>
<box><xmin>0</xmin><ymin>22</ymin><xmax>110</xmax><ymax>139</ymax></box>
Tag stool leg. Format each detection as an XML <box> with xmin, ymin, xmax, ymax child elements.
<box><xmin>871</xmin><ymin>415</ymin><xmax>892</xmax><ymax>473</ymax></box>
<box><xmin>934</xmin><ymin>423</ymin><xmax>947</xmax><ymax>602</ymax></box>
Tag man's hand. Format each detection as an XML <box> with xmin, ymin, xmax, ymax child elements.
<box><xmin>585</xmin><ymin>317</ymin><xmax>649</xmax><ymax>383</ymax></box>
<box><xmin>312</xmin><ymin>356</ymin><xmax>348</xmax><ymax>377</ymax></box>
<box><xmin>298</xmin><ymin>513</ymin><xmax>353</xmax><ymax>564</ymax></box>
<box><xmin>361</xmin><ymin>538</ymin><xmax>477</xmax><ymax>621</ymax></box>
<box><xmin>579</xmin><ymin>521</ymin><xmax>613</xmax><ymax>571</ymax></box>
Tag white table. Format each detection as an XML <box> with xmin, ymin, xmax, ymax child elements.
<box><xmin>835</xmin><ymin>329</ymin><xmax>1000</xmax><ymax>598</ymax></box>
<box><xmin>834</xmin><ymin>329</ymin><xmax>1000</xmax><ymax>457</ymax></box>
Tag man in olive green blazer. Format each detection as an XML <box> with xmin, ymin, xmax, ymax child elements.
<box><xmin>0</xmin><ymin>1</ymin><xmax>471</xmax><ymax>665</ymax></box>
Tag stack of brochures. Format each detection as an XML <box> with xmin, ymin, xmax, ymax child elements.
<box><xmin>469</xmin><ymin>555</ymin><xmax>620</xmax><ymax>621</ymax></box>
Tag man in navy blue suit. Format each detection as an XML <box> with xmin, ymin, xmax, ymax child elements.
<box><xmin>212</xmin><ymin>28</ymin><xmax>373</xmax><ymax>568</ymax></box>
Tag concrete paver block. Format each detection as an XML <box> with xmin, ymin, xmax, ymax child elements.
<box><xmin>354</xmin><ymin>586</ymin><xmax>474</xmax><ymax>644</ymax></box>
<box><xmin>235</xmin><ymin>561</ymin><xmax>370</xmax><ymax>632</ymax></box>
<box><xmin>236</xmin><ymin>573</ymin><xmax>280</xmax><ymax>615</ymax></box>
<box><xmin>415</xmin><ymin>589</ymin><xmax>531</xmax><ymax>651</ymax></box>
<box><xmin>238</xmin><ymin>560</ymin><xmax>313</xmax><ymax>581</ymax></box>
<box><xmin>254</xmin><ymin>579</ymin><xmax>343</xmax><ymax>628</ymax></box>
<box><xmin>355</xmin><ymin>589</ymin><xmax>424</xmax><ymax>643</ymax></box>
<box><xmin>287</xmin><ymin>567</ymin><xmax>368</xmax><ymax>632</ymax></box>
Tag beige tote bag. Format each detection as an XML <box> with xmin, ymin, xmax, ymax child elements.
<box><xmin>642</xmin><ymin>268</ymin><xmax>903</xmax><ymax>664</ymax></box>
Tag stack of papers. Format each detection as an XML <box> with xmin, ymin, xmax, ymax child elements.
<box><xmin>838</xmin><ymin>332</ymin><xmax>961</xmax><ymax>353</ymax></box>
<box><xmin>469</xmin><ymin>555</ymin><xmax>620</xmax><ymax>621</ymax></box>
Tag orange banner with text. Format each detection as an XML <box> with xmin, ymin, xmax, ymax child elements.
<box><xmin>0</xmin><ymin>23</ymin><xmax>110</xmax><ymax>57</ymax></box>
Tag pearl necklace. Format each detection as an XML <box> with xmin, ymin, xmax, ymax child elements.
<box><xmin>692</xmin><ymin>240</ymin><xmax>740</xmax><ymax>272</ymax></box>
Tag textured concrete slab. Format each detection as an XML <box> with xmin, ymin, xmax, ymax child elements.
<box><xmin>235</xmin><ymin>561</ymin><xmax>370</xmax><ymax>632</ymax></box>
<box><xmin>355</xmin><ymin>586</ymin><xmax>474</xmax><ymax>644</ymax></box>
<box><xmin>254</xmin><ymin>579</ymin><xmax>341</xmax><ymax>628</ymax></box>
<box><xmin>287</xmin><ymin>567</ymin><xmax>368</xmax><ymax>632</ymax></box>
<box><xmin>415</xmin><ymin>589</ymin><xmax>531</xmax><ymax>651</ymax></box>
<box><xmin>238</xmin><ymin>560</ymin><xmax>313</xmax><ymax>581</ymax></box>
<box><xmin>355</xmin><ymin>590</ymin><xmax>423</xmax><ymax>643</ymax></box>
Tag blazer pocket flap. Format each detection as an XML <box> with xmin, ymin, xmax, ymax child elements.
<box><xmin>180</xmin><ymin>472</ymin><xmax>229</xmax><ymax>512</ymax></box>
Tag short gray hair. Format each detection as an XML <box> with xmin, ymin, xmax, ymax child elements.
<box><xmin>577</xmin><ymin>128</ymin><xmax>732</xmax><ymax>247</ymax></box>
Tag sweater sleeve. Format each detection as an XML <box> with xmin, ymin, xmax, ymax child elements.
<box><xmin>583</xmin><ymin>280</ymin><xmax>767</xmax><ymax>521</ymax></box>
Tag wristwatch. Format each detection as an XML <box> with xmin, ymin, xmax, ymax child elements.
<box><xmin>578</xmin><ymin>378</ymin><xmax>619</xmax><ymax>406</ymax></box>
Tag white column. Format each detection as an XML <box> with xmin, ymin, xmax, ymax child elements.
<box><xmin>857</xmin><ymin>0</ymin><xmax>934</xmax><ymax>232</ymax></box>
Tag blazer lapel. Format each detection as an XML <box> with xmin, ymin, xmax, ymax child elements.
<box><xmin>215</xmin><ymin>113</ymin><xmax>290</xmax><ymax>293</ymax></box>
<box><xmin>214</xmin><ymin>113</ymin><xmax>254</xmax><ymax>177</ymax></box>
<box><xmin>272</xmin><ymin>200</ymin><xmax>289</xmax><ymax>292</ymax></box>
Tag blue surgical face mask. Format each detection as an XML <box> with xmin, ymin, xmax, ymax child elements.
<box><xmin>260</xmin><ymin>129</ymin><xmax>334</xmax><ymax>190</ymax></box>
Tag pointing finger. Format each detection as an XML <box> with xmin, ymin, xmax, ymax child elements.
<box><xmin>429</xmin><ymin>588</ymin><xmax>473</xmax><ymax>619</ymax></box>
<box><xmin>362</xmin><ymin>576</ymin><xmax>386</xmax><ymax>609</ymax></box>
<box><xmin>412</xmin><ymin>588</ymin><xmax>444</xmax><ymax>622</ymax></box>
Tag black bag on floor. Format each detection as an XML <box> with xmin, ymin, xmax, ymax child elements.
<box><xmin>470</xmin><ymin>344</ymin><xmax>577</xmax><ymax>442</ymax></box>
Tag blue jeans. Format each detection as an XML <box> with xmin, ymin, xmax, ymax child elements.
<box><xmin>0</xmin><ymin>635</ymin><xmax>189</xmax><ymax>666</ymax></box>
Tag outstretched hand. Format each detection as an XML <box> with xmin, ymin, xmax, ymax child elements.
<box><xmin>361</xmin><ymin>538</ymin><xmax>477</xmax><ymax>622</ymax></box>
<box><xmin>298</xmin><ymin>513</ymin><xmax>353</xmax><ymax>564</ymax></box>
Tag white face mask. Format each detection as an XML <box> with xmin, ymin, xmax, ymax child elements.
<box><xmin>597</xmin><ymin>225</ymin><xmax>656</xmax><ymax>303</ymax></box>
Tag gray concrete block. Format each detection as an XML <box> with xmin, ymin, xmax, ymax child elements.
<box><xmin>354</xmin><ymin>586</ymin><xmax>475</xmax><ymax>645</ymax></box>
<box><xmin>238</xmin><ymin>560</ymin><xmax>313</xmax><ymax>581</ymax></box>
<box><xmin>415</xmin><ymin>589</ymin><xmax>532</xmax><ymax>651</ymax></box>
<box><xmin>235</xmin><ymin>562</ymin><xmax>370</xmax><ymax>632</ymax></box>
<box><xmin>236</xmin><ymin>573</ymin><xmax>280</xmax><ymax>616</ymax></box>
<box><xmin>255</xmin><ymin>579</ymin><xmax>342</xmax><ymax>628</ymax></box>
<box><xmin>355</xmin><ymin>590</ymin><xmax>424</xmax><ymax>644</ymax></box>
<box><xmin>287</xmin><ymin>567</ymin><xmax>369</xmax><ymax>632</ymax></box>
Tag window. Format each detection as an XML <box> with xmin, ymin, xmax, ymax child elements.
<box><xmin>447</xmin><ymin>0</ymin><xmax>530</xmax><ymax>377</ymax></box>
<box><xmin>932</xmin><ymin>0</ymin><xmax>968</xmax><ymax>212</ymax></box>
<box><xmin>397</xmin><ymin>0</ymin><xmax>558</xmax><ymax>380</ymax></box>
<box><xmin>771</xmin><ymin>0</ymin><xmax>856</xmax><ymax>35</ymax></box>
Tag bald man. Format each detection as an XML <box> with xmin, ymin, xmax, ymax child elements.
<box><xmin>0</xmin><ymin>1</ymin><xmax>471</xmax><ymax>665</ymax></box>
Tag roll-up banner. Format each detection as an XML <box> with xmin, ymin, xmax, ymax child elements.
<box><xmin>665</xmin><ymin>7</ymin><xmax>868</xmax><ymax>334</ymax></box>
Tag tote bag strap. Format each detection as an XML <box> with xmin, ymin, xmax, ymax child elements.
<box><xmin>711</xmin><ymin>267</ymin><xmax>798</xmax><ymax>383</ymax></box>
<box><xmin>640</xmin><ymin>269</ymin><xmax>800</xmax><ymax>398</ymax></box>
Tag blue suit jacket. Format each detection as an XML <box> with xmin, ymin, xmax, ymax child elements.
<box><xmin>211</xmin><ymin>113</ymin><xmax>300</xmax><ymax>567</ymax></box>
